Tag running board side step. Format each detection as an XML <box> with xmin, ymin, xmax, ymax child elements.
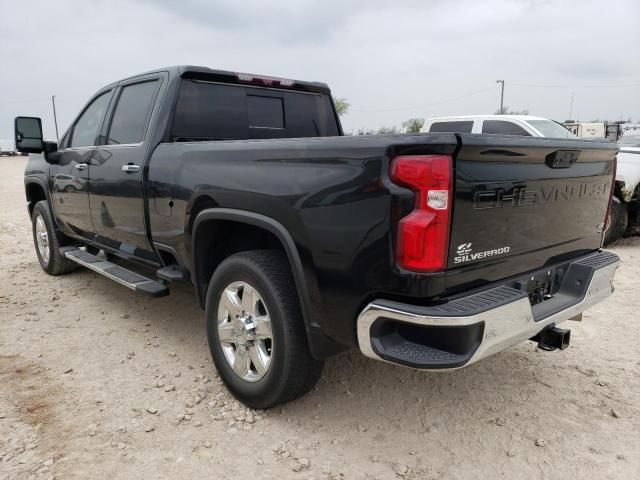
<box><xmin>62</xmin><ymin>248</ymin><xmax>169</xmax><ymax>297</ymax></box>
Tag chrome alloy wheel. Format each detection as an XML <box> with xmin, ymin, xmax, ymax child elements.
<box><xmin>35</xmin><ymin>214</ymin><xmax>50</xmax><ymax>263</ymax></box>
<box><xmin>217</xmin><ymin>281</ymin><xmax>273</xmax><ymax>382</ymax></box>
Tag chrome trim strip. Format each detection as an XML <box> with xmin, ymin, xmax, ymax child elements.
<box><xmin>356</xmin><ymin>260</ymin><xmax>619</xmax><ymax>370</ymax></box>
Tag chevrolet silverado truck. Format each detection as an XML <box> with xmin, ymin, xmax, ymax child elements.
<box><xmin>15</xmin><ymin>66</ymin><xmax>620</xmax><ymax>408</ymax></box>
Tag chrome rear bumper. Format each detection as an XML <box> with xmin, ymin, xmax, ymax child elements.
<box><xmin>357</xmin><ymin>251</ymin><xmax>619</xmax><ymax>370</ymax></box>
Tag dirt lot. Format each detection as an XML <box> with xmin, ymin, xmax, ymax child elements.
<box><xmin>1</xmin><ymin>156</ymin><xmax>639</xmax><ymax>480</ymax></box>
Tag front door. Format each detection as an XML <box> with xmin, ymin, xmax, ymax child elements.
<box><xmin>51</xmin><ymin>89</ymin><xmax>113</xmax><ymax>239</ymax></box>
<box><xmin>89</xmin><ymin>76</ymin><xmax>162</xmax><ymax>261</ymax></box>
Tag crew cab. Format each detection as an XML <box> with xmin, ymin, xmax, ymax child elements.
<box><xmin>15</xmin><ymin>66</ymin><xmax>619</xmax><ymax>408</ymax></box>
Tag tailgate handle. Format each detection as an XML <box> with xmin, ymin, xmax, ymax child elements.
<box><xmin>545</xmin><ymin>150</ymin><xmax>580</xmax><ymax>168</ymax></box>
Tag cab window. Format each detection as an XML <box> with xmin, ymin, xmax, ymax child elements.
<box><xmin>481</xmin><ymin>120</ymin><xmax>531</xmax><ymax>136</ymax></box>
<box><xmin>106</xmin><ymin>80</ymin><xmax>160</xmax><ymax>145</ymax></box>
<box><xmin>70</xmin><ymin>91</ymin><xmax>112</xmax><ymax>148</ymax></box>
<box><xmin>429</xmin><ymin>121</ymin><xmax>474</xmax><ymax>133</ymax></box>
<box><xmin>170</xmin><ymin>80</ymin><xmax>339</xmax><ymax>141</ymax></box>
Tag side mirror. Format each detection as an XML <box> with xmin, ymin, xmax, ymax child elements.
<box><xmin>43</xmin><ymin>141</ymin><xmax>60</xmax><ymax>164</ymax></box>
<box><xmin>15</xmin><ymin>116</ymin><xmax>44</xmax><ymax>154</ymax></box>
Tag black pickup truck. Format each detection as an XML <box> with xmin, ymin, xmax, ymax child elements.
<box><xmin>15</xmin><ymin>66</ymin><xmax>619</xmax><ymax>408</ymax></box>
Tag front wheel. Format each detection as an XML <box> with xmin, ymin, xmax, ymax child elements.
<box><xmin>205</xmin><ymin>250</ymin><xmax>323</xmax><ymax>409</ymax></box>
<box><xmin>31</xmin><ymin>200</ymin><xmax>77</xmax><ymax>275</ymax></box>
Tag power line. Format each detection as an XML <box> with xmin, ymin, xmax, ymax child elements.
<box><xmin>0</xmin><ymin>97</ymin><xmax>51</xmax><ymax>105</ymax></box>
<box><xmin>510</xmin><ymin>82</ymin><xmax>640</xmax><ymax>89</ymax></box>
<box><xmin>350</xmin><ymin>86</ymin><xmax>496</xmax><ymax>113</ymax></box>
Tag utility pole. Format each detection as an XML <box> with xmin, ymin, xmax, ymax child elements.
<box><xmin>568</xmin><ymin>92</ymin><xmax>574</xmax><ymax>120</ymax></box>
<box><xmin>51</xmin><ymin>95</ymin><xmax>59</xmax><ymax>140</ymax></box>
<box><xmin>496</xmin><ymin>80</ymin><xmax>505</xmax><ymax>114</ymax></box>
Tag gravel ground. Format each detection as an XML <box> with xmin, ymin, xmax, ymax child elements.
<box><xmin>1</xmin><ymin>156</ymin><xmax>639</xmax><ymax>480</ymax></box>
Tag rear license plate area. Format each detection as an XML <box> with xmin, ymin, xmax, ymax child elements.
<box><xmin>513</xmin><ymin>269</ymin><xmax>557</xmax><ymax>306</ymax></box>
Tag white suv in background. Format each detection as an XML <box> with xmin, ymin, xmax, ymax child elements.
<box><xmin>421</xmin><ymin>115</ymin><xmax>576</xmax><ymax>138</ymax></box>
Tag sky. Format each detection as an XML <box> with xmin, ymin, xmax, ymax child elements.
<box><xmin>0</xmin><ymin>0</ymin><xmax>639</xmax><ymax>140</ymax></box>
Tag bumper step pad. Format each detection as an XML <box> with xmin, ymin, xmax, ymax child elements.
<box><xmin>62</xmin><ymin>248</ymin><xmax>169</xmax><ymax>297</ymax></box>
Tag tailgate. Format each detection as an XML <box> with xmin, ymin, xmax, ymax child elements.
<box><xmin>447</xmin><ymin>134</ymin><xmax>616</xmax><ymax>287</ymax></box>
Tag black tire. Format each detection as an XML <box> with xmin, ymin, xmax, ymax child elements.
<box><xmin>604</xmin><ymin>196</ymin><xmax>628</xmax><ymax>245</ymax></box>
<box><xmin>31</xmin><ymin>200</ymin><xmax>77</xmax><ymax>275</ymax></box>
<box><xmin>205</xmin><ymin>250</ymin><xmax>323</xmax><ymax>409</ymax></box>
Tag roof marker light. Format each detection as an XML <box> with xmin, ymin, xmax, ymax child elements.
<box><xmin>235</xmin><ymin>72</ymin><xmax>295</xmax><ymax>87</ymax></box>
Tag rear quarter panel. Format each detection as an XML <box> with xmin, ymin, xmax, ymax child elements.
<box><xmin>147</xmin><ymin>134</ymin><xmax>457</xmax><ymax>346</ymax></box>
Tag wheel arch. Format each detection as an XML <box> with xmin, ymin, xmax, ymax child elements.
<box><xmin>25</xmin><ymin>178</ymin><xmax>49</xmax><ymax>215</ymax></box>
<box><xmin>191</xmin><ymin>208</ymin><xmax>314</xmax><ymax>333</ymax></box>
<box><xmin>25</xmin><ymin>177</ymin><xmax>62</xmax><ymax>231</ymax></box>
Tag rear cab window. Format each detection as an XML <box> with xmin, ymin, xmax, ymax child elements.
<box><xmin>247</xmin><ymin>95</ymin><xmax>284</xmax><ymax>129</ymax></box>
<box><xmin>170</xmin><ymin>80</ymin><xmax>340</xmax><ymax>141</ymax></box>
<box><xmin>429</xmin><ymin>121</ymin><xmax>474</xmax><ymax>133</ymax></box>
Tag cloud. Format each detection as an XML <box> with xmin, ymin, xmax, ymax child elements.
<box><xmin>0</xmin><ymin>0</ymin><xmax>638</xmax><ymax>140</ymax></box>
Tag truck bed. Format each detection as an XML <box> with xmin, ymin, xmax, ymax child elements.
<box><xmin>147</xmin><ymin>132</ymin><xmax>617</xmax><ymax>349</ymax></box>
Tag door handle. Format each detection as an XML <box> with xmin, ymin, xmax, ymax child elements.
<box><xmin>122</xmin><ymin>164</ymin><xmax>140</xmax><ymax>173</ymax></box>
<box><xmin>74</xmin><ymin>163</ymin><xmax>88</xmax><ymax>171</ymax></box>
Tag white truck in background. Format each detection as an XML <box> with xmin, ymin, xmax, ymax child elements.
<box><xmin>562</xmin><ymin>122</ymin><xmax>606</xmax><ymax>139</ymax></box>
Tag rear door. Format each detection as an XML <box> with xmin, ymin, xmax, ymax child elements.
<box><xmin>446</xmin><ymin>134</ymin><xmax>616</xmax><ymax>289</ymax></box>
<box><xmin>89</xmin><ymin>74</ymin><xmax>162</xmax><ymax>261</ymax></box>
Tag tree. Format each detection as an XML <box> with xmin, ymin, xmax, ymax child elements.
<box><xmin>402</xmin><ymin>118</ymin><xmax>425</xmax><ymax>133</ymax></box>
<box><xmin>334</xmin><ymin>98</ymin><xmax>350</xmax><ymax>116</ymax></box>
<box><xmin>356</xmin><ymin>128</ymin><xmax>376</xmax><ymax>136</ymax></box>
<box><xmin>495</xmin><ymin>105</ymin><xmax>529</xmax><ymax>115</ymax></box>
<box><xmin>377</xmin><ymin>126</ymin><xmax>399</xmax><ymax>134</ymax></box>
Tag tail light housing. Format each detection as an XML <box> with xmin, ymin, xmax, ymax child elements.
<box><xmin>390</xmin><ymin>155</ymin><xmax>452</xmax><ymax>272</ymax></box>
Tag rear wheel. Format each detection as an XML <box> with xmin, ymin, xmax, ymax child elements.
<box><xmin>604</xmin><ymin>196</ymin><xmax>628</xmax><ymax>245</ymax></box>
<box><xmin>31</xmin><ymin>200</ymin><xmax>77</xmax><ymax>275</ymax></box>
<box><xmin>205</xmin><ymin>250</ymin><xmax>323</xmax><ymax>409</ymax></box>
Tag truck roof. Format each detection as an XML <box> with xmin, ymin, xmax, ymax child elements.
<box><xmin>426</xmin><ymin>115</ymin><xmax>550</xmax><ymax>122</ymax></box>
<box><xmin>105</xmin><ymin>65</ymin><xmax>332</xmax><ymax>95</ymax></box>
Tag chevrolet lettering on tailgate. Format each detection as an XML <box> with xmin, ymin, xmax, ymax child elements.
<box><xmin>473</xmin><ymin>182</ymin><xmax>609</xmax><ymax>209</ymax></box>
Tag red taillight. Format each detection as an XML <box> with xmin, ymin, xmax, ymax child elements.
<box><xmin>390</xmin><ymin>155</ymin><xmax>452</xmax><ymax>272</ymax></box>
